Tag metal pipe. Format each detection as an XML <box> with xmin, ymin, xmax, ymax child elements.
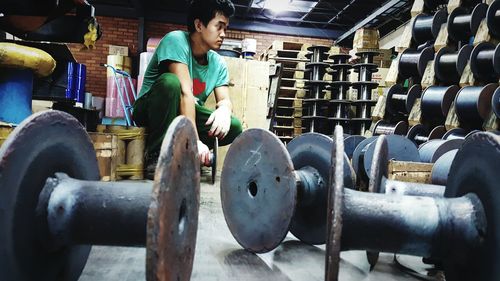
<box><xmin>38</xmin><ymin>174</ymin><xmax>152</xmax><ymax>248</ymax></box>
<box><xmin>341</xmin><ymin>189</ymin><xmax>486</xmax><ymax>262</ymax></box>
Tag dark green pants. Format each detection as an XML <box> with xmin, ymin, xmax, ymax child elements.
<box><xmin>133</xmin><ymin>73</ymin><xmax>243</xmax><ymax>154</ymax></box>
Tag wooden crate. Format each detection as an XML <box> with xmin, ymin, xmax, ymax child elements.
<box><xmin>388</xmin><ymin>160</ymin><xmax>433</xmax><ymax>184</ymax></box>
<box><xmin>89</xmin><ymin>132</ymin><xmax>118</xmax><ymax>182</ymax></box>
<box><xmin>0</xmin><ymin>126</ymin><xmax>14</xmax><ymax>147</ymax></box>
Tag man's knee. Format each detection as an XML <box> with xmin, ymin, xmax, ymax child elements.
<box><xmin>230</xmin><ymin>117</ymin><xmax>243</xmax><ymax>135</ymax></box>
<box><xmin>152</xmin><ymin>73</ymin><xmax>181</xmax><ymax>100</ymax></box>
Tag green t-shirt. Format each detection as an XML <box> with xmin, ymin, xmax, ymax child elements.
<box><xmin>139</xmin><ymin>30</ymin><xmax>229</xmax><ymax>106</ymax></box>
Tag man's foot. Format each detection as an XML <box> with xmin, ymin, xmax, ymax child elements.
<box><xmin>144</xmin><ymin>151</ymin><xmax>160</xmax><ymax>180</ymax></box>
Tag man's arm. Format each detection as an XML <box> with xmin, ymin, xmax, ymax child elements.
<box><xmin>165</xmin><ymin>61</ymin><xmax>198</xmax><ymax>138</ymax></box>
<box><xmin>164</xmin><ymin>61</ymin><xmax>211</xmax><ymax>165</ymax></box>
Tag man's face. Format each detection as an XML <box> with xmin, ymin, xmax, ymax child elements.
<box><xmin>198</xmin><ymin>12</ymin><xmax>229</xmax><ymax>50</ymax></box>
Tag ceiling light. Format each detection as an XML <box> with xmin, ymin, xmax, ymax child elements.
<box><xmin>265</xmin><ymin>0</ymin><xmax>293</xmax><ymax>14</ymax></box>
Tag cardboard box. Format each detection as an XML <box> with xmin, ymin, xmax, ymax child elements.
<box><xmin>108</xmin><ymin>45</ymin><xmax>129</xmax><ymax>56</ymax></box>
<box><xmin>353</xmin><ymin>28</ymin><xmax>380</xmax><ymax>49</ymax></box>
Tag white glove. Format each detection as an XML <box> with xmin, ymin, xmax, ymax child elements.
<box><xmin>197</xmin><ymin>140</ymin><xmax>211</xmax><ymax>166</ymax></box>
<box><xmin>205</xmin><ymin>106</ymin><xmax>231</xmax><ymax>139</ymax></box>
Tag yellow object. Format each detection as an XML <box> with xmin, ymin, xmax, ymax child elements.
<box><xmin>0</xmin><ymin>43</ymin><xmax>56</xmax><ymax>77</ymax></box>
<box><xmin>84</xmin><ymin>21</ymin><xmax>99</xmax><ymax>49</ymax></box>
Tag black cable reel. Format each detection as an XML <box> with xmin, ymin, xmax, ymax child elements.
<box><xmin>385</xmin><ymin>84</ymin><xmax>422</xmax><ymax>117</ymax></box>
<box><xmin>412</xmin><ymin>9</ymin><xmax>448</xmax><ymax>45</ymax></box>
<box><xmin>373</xmin><ymin>120</ymin><xmax>409</xmax><ymax>136</ymax></box>
<box><xmin>407</xmin><ymin>124</ymin><xmax>447</xmax><ymax>145</ymax></box>
<box><xmin>0</xmin><ymin>111</ymin><xmax>200</xmax><ymax>281</ymax></box>
<box><xmin>455</xmin><ymin>83</ymin><xmax>498</xmax><ymax>129</ymax></box>
<box><xmin>398</xmin><ymin>46</ymin><xmax>435</xmax><ymax>80</ymax></box>
<box><xmin>487</xmin><ymin>0</ymin><xmax>500</xmax><ymax>38</ymax></box>
<box><xmin>470</xmin><ymin>42</ymin><xmax>500</xmax><ymax>82</ymax></box>
<box><xmin>447</xmin><ymin>3</ymin><xmax>488</xmax><ymax>42</ymax></box>
<box><xmin>434</xmin><ymin>45</ymin><xmax>472</xmax><ymax>84</ymax></box>
<box><xmin>420</xmin><ymin>85</ymin><xmax>460</xmax><ymax>127</ymax></box>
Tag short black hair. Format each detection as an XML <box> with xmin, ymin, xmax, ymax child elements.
<box><xmin>187</xmin><ymin>0</ymin><xmax>235</xmax><ymax>33</ymax></box>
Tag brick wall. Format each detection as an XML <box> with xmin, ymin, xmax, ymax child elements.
<box><xmin>68</xmin><ymin>16</ymin><xmax>333</xmax><ymax>97</ymax></box>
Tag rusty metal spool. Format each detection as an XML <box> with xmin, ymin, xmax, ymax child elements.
<box><xmin>0</xmin><ymin>111</ymin><xmax>200</xmax><ymax>281</ymax></box>
<box><xmin>412</xmin><ymin>9</ymin><xmax>447</xmax><ymax>45</ymax></box>
<box><xmin>373</xmin><ymin>120</ymin><xmax>409</xmax><ymax>136</ymax></box>
<box><xmin>220</xmin><ymin>130</ymin><xmax>355</xmax><ymax>253</ymax></box>
<box><xmin>351</xmin><ymin>135</ymin><xmax>420</xmax><ymax>190</ymax></box>
<box><xmin>351</xmin><ymin>51</ymin><xmax>379</xmax><ymax>134</ymax></box>
<box><xmin>470</xmin><ymin>42</ymin><xmax>500</xmax><ymax>82</ymax></box>
<box><xmin>398</xmin><ymin>46</ymin><xmax>435</xmax><ymax>79</ymax></box>
<box><xmin>407</xmin><ymin>124</ymin><xmax>447</xmax><ymax>145</ymax></box>
<box><xmin>418</xmin><ymin>138</ymin><xmax>464</xmax><ymax>163</ymax></box>
<box><xmin>492</xmin><ymin>86</ymin><xmax>500</xmax><ymax>118</ymax></box>
<box><xmin>434</xmin><ymin>45</ymin><xmax>472</xmax><ymax>84</ymax></box>
<box><xmin>487</xmin><ymin>0</ymin><xmax>500</xmax><ymax>38</ymax></box>
<box><xmin>326</xmin><ymin>128</ymin><xmax>500</xmax><ymax>281</ymax></box>
<box><xmin>421</xmin><ymin>85</ymin><xmax>460</xmax><ymax>126</ymax></box>
<box><xmin>385</xmin><ymin>84</ymin><xmax>422</xmax><ymax>116</ymax></box>
<box><xmin>447</xmin><ymin>3</ymin><xmax>488</xmax><ymax>42</ymax></box>
<box><xmin>455</xmin><ymin>83</ymin><xmax>497</xmax><ymax>129</ymax></box>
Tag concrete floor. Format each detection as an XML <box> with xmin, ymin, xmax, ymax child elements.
<box><xmin>78</xmin><ymin>175</ymin><xmax>440</xmax><ymax>281</ymax></box>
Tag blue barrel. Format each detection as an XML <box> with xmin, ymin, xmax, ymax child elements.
<box><xmin>0</xmin><ymin>68</ymin><xmax>33</xmax><ymax>124</ymax></box>
<box><xmin>66</xmin><ymin>62</ymin><xmax>76</xmax><ymax>99</ymax></box>
<box><xmin>75</xmin><ymin>63</ymin><xmax>86</xmax><ymax>103</ymax></box>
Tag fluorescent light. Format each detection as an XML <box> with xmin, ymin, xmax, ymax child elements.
<box><xmin>265</xmin><ymin>0</ymin><xmax>292</xmax><ymax>14</ymax></box>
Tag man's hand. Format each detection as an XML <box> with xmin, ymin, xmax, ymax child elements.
<box><xmin>206</xmin><ymin>106</ymin><xmax>231</xmax><ymax>139</ymax></box>
<box><xmin>197</xmin><ymin>140</ymin><xmax>211</xmax><ymax>166</ymax></box>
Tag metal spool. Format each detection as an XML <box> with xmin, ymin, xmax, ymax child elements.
<box><xmin>306</xmin><ymin>45</ymin><xmax>330</xmax><ymax>62</ymax></box>
<box><xmin>373</xmin><ymin>120</ymin><xmax>408</xmax><ymax>136</ymax></box>
<box><xmin>442</xmin><ymin>128</ymin><xmax>481</xmax><ymax>140</ymax></box>
<box><xmin>305</xmin><ymin>62</ymin><xmax>330</xmax><ymax>80</ymax></box>
<box><xmin>447</xmin><ymin>3</ymin><xmax>488</xmax><ymax>42</ymax></box>
<box><xmin>431</xmin><ymin>149</ymin><xmax>458</xmax><ymax>185</ymax></box>
<box><xmin>329</xmin><ymin>64</ymin><xmax>351</xmax><ymax>83</ymax></box>
<box><xmin>455</xmin><ymin>83</ymin><xmax>497</xmax><ymax>128</ymax></box>
<box><xmin>492</xmin><ymin>86</ymin><xmax>500</xmax><ymax>118</ymax></box>
<box><xmin>221</xmin><ymin>130</ymin><xmax>354</xmax><ymax>253</ymax></box>
<box><xmin>386</xmin><ymin>84</ymin><xmax>422</xmax><ymax>116</ymax></box>
<box><xmin>470</xmin><ymin>42</ymin><xmax>500</xmax><ymax>81</ymax></box>
<box><xmin>399</xmin><ymin>46</ymin><xmax>435</xmax><ymax>79</ymax></box>
<box><xmin>343</xmin><ymin>135</ymin><xmax>366</xmax><ymax>159</ymax></box>
<box><xmin>412</xmin><ymin>9</ymin><xmax>448</xmax><ymax>44</ymax></box>
<box><xmin>329</xmin><ymin>54</ymin><xmax>351</xmax><ymax>64</ymax></box>
<box><xmin>407</xmin><ymin>124</ymin><xmax>447</xmax><ymax>145</ymax></box>
<box><xmin>418</xmin><ymin>138</ymin><xmax>464</xmax><ymax>163</ymax></box>
<box><xmin>487</xmin><ymin>0</ymin><xmax>500</xmax><ymax>38</ymax></box>
<box><xmin>327</xmin><ymin>129</ymin><xmax>500</xmax><ymax>281</ymax></box>
<box><xmin>352</xmin><ymin>135</ymin><xmax>420</xmax><ymax>189</ymax></box>
<box><xmin>434</xmin><ymin>45</ymin><xmax>472</xmax><ymax>83</ymax></box>
<box><xmin>211</xmin><ymin>137</ymin><xmax>218</xmax><ymax>184</ymax></box>
<box><xmin>0</xmin><ymin>111</ymin><xmax>200</xmax><ymax>281</ymax></box>
<box><xmin>421</xmin><ymin>85</ymin><xmax>460</xmax><ymax>126</ymax></box>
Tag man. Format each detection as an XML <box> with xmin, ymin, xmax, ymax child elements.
<box><xmin>133</xmin><ymin>0</ymin><xmax>242</xmax><ymax>179</ymax></box>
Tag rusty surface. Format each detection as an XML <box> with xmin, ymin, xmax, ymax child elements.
<box><xmin>325</xmin><ymin>126</ymin><xmax>345</xmax><ymax>281</ymax></box>
<box><xmin>146</xmin><ymin>116</ymin><xmax>200</xmax><ymax>281</ymax></box>
<box><xmin>220</xmin><ymin>129</ymin><xmax>297</xmax><ymax>253</ymax></box>
<box><xmin>0</xmin><ymin>110</ymin><xmax>99</xmax><ymax>281</ymax></box>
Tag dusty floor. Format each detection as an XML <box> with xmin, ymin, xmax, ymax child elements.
<box><xmin>79</xmin><ymin>174</ymin><xmax>438</xmax><ymax>281</ymax></box>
